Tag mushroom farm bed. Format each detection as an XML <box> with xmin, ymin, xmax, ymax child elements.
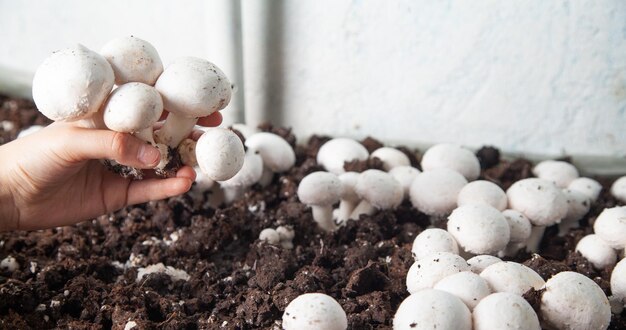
<box><xmin>0</xmin><ymin>94</ymin><xmax>625</xmax><ymax>329</ymax></box>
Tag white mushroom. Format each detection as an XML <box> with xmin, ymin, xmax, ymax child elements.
<box><xmin>195</xmin><ymin>128</ymin><xmax>245</xmax><ymax>181</ymax></box>
<box><xmin>479</xmin><ymin>261</ymin><xmax>545</xmax><ymax>295</ymax></box>
<box><xmin>540</xmin><ymin>271</ymin><xmax>611</xmax><ymax>330</ymax></box>
<box><xmin>611</xmin><ymin>258</ymin><xmax>626</xmax><ymax>311</ymax></box>
<box><xmin>420</xmin><ymin>143</ymin><xmax>481</xmax><ymax>181</ymax></box>
<box><xmin>433</xmin><ymin>271</ymin><xmax>491</xmax><ymax>310</ymax></box>
<box><xmin>611</xmin><ymin>176</ymin><xmax>626</xmax><ymax>203</ymax></box>
<box><xmin>498</xmin><ymin>209</ymin><xmax>532</xmax><ymax>257</ymax></box>
<box><xmin>155</xmin><ymin>57</ymin><xmax>231</xmax><ymax>147</ymax></box>
<box><xmin>282</xmin><ymin>293</ymin><xmax>347</xmax><ymax>330</ymax></box>
<box><xmin>593</xmin><ymin>206</ymin><xmax>626</xmax><ymax>250</ymax></box>
<box><xmin>411</xmin><ymin>228</ymin><xmax>459</xmax><ymax>261</ymax></box>
<box><xmin>316</xmin><ymin>138</ymin><xmax>369</xmax><ymax>174</ymax></box>
<box><xmin>370</xmin><ymin>147</ymin><xmax>410</xmax><ymax>171</ymax></box>
<box><xmin>575</xmin><ymin>234</ymin><xmax>617</xmax><ymax>270</ymax></box>
<box><xmin>388</xmin><ymin>165</ymin><xmax>420</xmax><ymax>199</ymax></box>
<box><xmin>568</xmin><ymin>177</ymin><xmax>603</xmax><ymax>202</ymax></box>
<box><xmin>0</xmin><ymin>256</ymin><xmax>19</xmax><ymax>272</ymax></box>
<box><xmin>349</xmin><ymin>169</ymin><xmax>403</xmax><ymax>219</ymax></box>
<box><xmin>393</xmin><ymin>289</ymin><xmax>471</xmax><ymax>330</ymax></box>
<box><xmin>219</xmin><ymin>149</ymin><xmax>264</xmax><ymax>203</ymax></box>
<box><xmin>447</xmin><ymin>204</ymin><xmax>510</xmax><ymax>255</ymax></box>
<box><xmin>558</xmin><ymin>188</ymin><xmax>591</xmax><ymax>236</ymax></box>
<box><xmin>467</xmin><ymin>255</ymin><xmax>502</xmax><ymax>274</ymax></box>
<box><xmin>259</xmin><ymin>228</ymin><xmax>280</xmax><ymax>245</ymax></box>
<box><xmin>245</xmin><ymin>132</ymin><xmax>296</xmax><ymax>186</ymax></box>
<box><xmin>297</xmin><ymin>171</ymin><xmax>341</xmax><ymax>232</ymax></box>
<box><xmin>100</xmin><ymin>36</ymin><xmax>163</xmax><ymax>86</ymax></box>
<box><xmin>17</xmin><ymin>125</ymin><xmax>44</xmax><ymax>139</ymax></box>
<box><xmin>336</xmin><ymin>172</ymin><xmax>360</xmax><ymax>223</ymax></box>
<box><xmin>276</xmin><ymin>226</ymin><xmax>295</xmax><ymax>249</ymax></box>
<box><xmin>532</xmin><ymin>160</ymin><xmax>579</xmax><ymax>188</ymax></box>
<box><xmin>32</xmin><ymin>44</ymin><xmax>114</xmax><ymax>128</ymax></box>
<box><xmin>406</xmin><ymin>252</ymin><xmax>470</xmax><ymax>294</ymax></box>
<box><xmin>473</xmin><ymin>292</ymin><xmax>541</xmax><ymax>330</ymax></box>
<box><xmin>409</xmin><ymin>168</ymin><xmax>468</xmax><ymax>216</ymax></box>
<box><xmin>457</xmin><ymin>180</ymin><xmax>507</xmax><ymax>211</ymax></box>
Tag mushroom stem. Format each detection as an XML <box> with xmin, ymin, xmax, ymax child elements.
<box><xmin>258</xmin><ymin>166</ymin><xmax>274</xmax><ymax>186</ymax></box>
<box><xmin>525</xmin><ymin>226</ymin><xmax>546</xmax><ymax>253</ymax></box>
<box><xmin>349</xmin><ymin>200</ymin><xmax>375</xmax><ymax>220</ymax></box>
<box><xmin>337</xmin><ymin>200</ymin><xmax>358</xmax><ymax>222</ymax></box>
<box><xmin>155</xmin><ymin>112</ymin><xmax>197</xmax><ymax>148</ymax></box>
<box><xmin>311</xmin><ymin>205</ymin><xmax>337</xmax><ymax>232</ymax></box>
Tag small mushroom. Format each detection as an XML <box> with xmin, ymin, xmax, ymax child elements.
<box><xmin>409</xmin><ymin>168</ymin><xmax>468</xmax><ymax>216</ymax></box>
<box><xmin>457</xmin><ymin>180</ymin><xmax>507</xmax><ymax>211</ymax></box>
<box><xmin>532</xmin><ymin>160</ymin><xmax>579</xmax><ymax>188</ymax></box>
<box><xmin>316</xmin><ymin>138</ymin><xmax>369</xmax><ymax>174</ymax></box>
<box><xmin>349</xmin><ymin>169</ymin><xmax>403</xmax><ymax>220</ymax></box>
<box><xmin>258</xmin><ymin>228</ymin><xmax>280</xmax><ymax>245</ymax></box>
<box><xmin>557</xmin><ymin>188</ymin><xmax>591</xmax><ymax>236</ymax></box>
<box><xmin>575</xmin><ymin>234</ymin><xmax>617</xmax><ymax>270</ymax></box>
<box><xmin>195</xmin><ymin>128</ymin><xmax>245</xmax><ymax>181</ymax></box>
<box><xmin>611</xmin><ymin>258</ymin><xmax>626</xmax><ymax>312</ymax></box>
<box><xmin>297</xmin><ymin>171</ymin><xmax>341</xmax><ymax>232</ymax></box>
<box><xmin>370</xmin><ymin>147</ymin><xmax>410</xmax><ymax>171</ymax></box>
<box><xmin>420</xmin><ymin>143</ymin><xmax>481</xmax><ymax>181</ymax></box>
<box><xmin>540</xmin><ymin>271</ymin><xmax>611</xmax><ymax>330</ymax></box>
<box><xmin>388</xmin><ymin>165</ymin><xmax>421</xmax><ymax>200</ymax></box>
<box><xmin>282</xmin><ymin>293</ymin><xmax>347</xmax><ymax>330</ymax></box>
<box><xmin>467</xmin><ymin>255</ymin><xmax>502</xmax><ymax>274</ymax></box>
<box><xmin>611</xmin><ymin>176</ymin><xmax>626</xmax><ymax>203</ymax></box>
<box><xmin>411</xmin><ymin>228</ymin><xmax>459</xmax><ymax>261</ymax></box>
<box><xmin>447</xmin><ymin>204</ymin><xmax>510</xmax><ymax>255</ymax></box>
<box><xmin>100</xmin><ymin>36</ymin><xmax>163</xmax><ymax>86</ymax></box>
<box><xmin>473</xmin><ymin>292</ymin><xmax>541</xmax><ymax>330</ymax></box>
<box><xmin>0</xmin><ymin>256</ymin><xmax>19</xmax><ymax>272</ymax></box>
<box><xmin>276</xmin><ymin>225</ymin><xmax>295</xmax><ymax>249</ymax></box>
<box><xmin>433</xmin><ymin>271</ymin><xmax>491</xmax><ymax>310</ymax></box>
<box><xmin>244</xmin><ymin>132</ymin><xmax>296</xmax><ymax>186</ymax></box>
<box><xmin>593</xmin><ymin>206</ymin><xmax>626</xmax><ymax>250</ymax></box>
<box><xmin>567</xmin><ymin>177</ymin><xmax>603</xmax><ymax>202</ymax></box>
<box><xmin>393</xmin><ymin>289</ymin><xmax>471</xmax><ymax>330</ymax></box>
<box><xmin>479</xmin><ymin>261</ymin><xmax>545</xmax><ymax>295</ymax></box>
<box><xmin>406</xmin><ymin>252</ymin><xmax>470</xmax><ymax>294</ymax></box>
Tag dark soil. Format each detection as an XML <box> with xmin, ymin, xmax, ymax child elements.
<box><xmin>0</xmin><ymin>94</ymin><xmax>625</xmax><ymax>329</ymax></box>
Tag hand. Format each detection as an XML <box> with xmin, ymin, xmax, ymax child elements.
<box><xmin>0</xmin><ymin>111</ymin><xmax>223</xmax><ymax>232</ymax></box>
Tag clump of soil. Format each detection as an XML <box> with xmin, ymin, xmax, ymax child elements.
<box><xmin>0</xmin><ymin>95</ymin><xmax>624</xmax><ymax>329</ymax></box>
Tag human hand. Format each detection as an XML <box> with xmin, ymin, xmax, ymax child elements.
<box><xmin>0</xmin><ymin>111</ymin><xmax>222</xmax><ymax>232</ymax></box>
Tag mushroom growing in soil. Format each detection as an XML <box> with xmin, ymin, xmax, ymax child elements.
<box><xmin>194</xmin><ymin>128</ymin><xmax>245</xmax><ymax>181</ymax></box>
<box><xmin>388</xmin><ymin>165</ymin><xmax>420</xmax><ymax>200</ymax></box>
<box><xmin>473</xmin><ymin>292</ymin><xmax>541</xmax><ymax>330</ymax></box>
<box><xmin>406</xmin><ymin>252</ymin><xmax>470</xmax><ymax>294</ymax></box>
<box><xmin>370</xmin><ymin>147</ymin><xmax>410</xmax><ymax>171</ymax></box>
<box><xmin>456</xmin><ymin>180</ymin><xmax>508</xmax><ymax>211</ymax></box>
<box><xmin>244</xmin><ymin>132</ymin><xmax>296</xmax><ymax>186</ymax></box>
<box><xmin>393</xmin><ymin>289</ymin><xmax>471</xmax><ymax>330</ymax></box>
<box><xmin>100</xmin><ymin>36</ymin><xmax>163</xmax><ymax>86</ymax></box>
<box><xmin>336</xmin><ymin>172</ymin><xmax>360</xmax><ymax>223</ymax></box>
<box><xmin>32</xmin><ymin>44</ymin><xmax>114</xmax><ymax>128</ymax></box>
<box><xmin>349</xmin><ymin>169</ymin><xmax>403</xmax><ymax>219</ymax></box>
<box><xmin>420</xmin><ymin>143</ymin><xmax>481</xmax><ymax>181</ymax></box>
<box><xmin>297</xmin><ymin>171</ymin><xmax>341</xmax><ymax>232</ymax></box>
<box><xmin>593</xmin><ymin>206</ymin><xmax>626</xmax><ymax>250</ymax></box>
<box><xmin>540</xmin><ymin>271</ymin><xmax>611</xmax><ymax>330</ymax></box>
<box><xmin>411</xmin><ymin>228</ymin><xmax>459</xmax><ymax>261</ymax></box>
<box><xmin>466</xmin><ymin>255</ymin><xmax>502</xmax><ymax>274</ymax></box>
<box><xmin>479</xmin><ymin>261</ymin><xmax>545</xmax><ymax>296</ymax></box>
<box><xmin>433</xmin><ymin>271</ymin><xmax>491</xmax><ymax>310</ymax></box>
<box><xmin>282</xmin><ymin>293</ymin><xmax>347</xmax><ymax>330</ymax></box>
<box><xmin>532</xmin><ymin>160</ymin><xmax>579</xmax><ymax>188</ymax></box>
<box><xmin>447</xmin><ymin>204</ymin><xmax>510</xmax><ymax>256</ymax></box>
<box><xmin>409</xmin><ymin>168</ymin><xmax>468</xmax><ymax>216</ymax></box>
<box><xmin>575</xmin><ymin>234</ymin><xmax>617</xmax><ymax>270</ymax></box>
<box><xmin>557</xmin><ymin>188</ymin><xmax>591</xmax><ymax>236</ymax></box>
<box><xmin>316</xmin><ymin>138</ymin><xmax>369</xmax><ymax>174</ymax></box>
<box><xmin>154</xmin><ymin>57</ymin><xmax>231</xmax><ymax>148</ymax></box>
<box><xmin>611</xmin><ymin>176</ymin><xmax>626</xmax><ymax>203</ymax></box>
<box><xmin>611</xmin><ymin>258</ymin><xmax>626</xmax><ymax>313</ymax></box>
<box><xmin>568</xmin><ymin>177</ymin><xmax>603</xmax><ymax>202</ymax></box>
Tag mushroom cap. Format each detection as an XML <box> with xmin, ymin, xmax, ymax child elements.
<box><xmin>568</xmin><ymin>177</ymin><xmax>602</xmax><ymax>202</ymax></box>
<box><xmin>420</xmin><ymin>143</ymin><xmax>481</xmax><ymax>181</ymax></box>
<box><xmin>593</xmin><ymin>206</ymin><xmax>626</xmax><ymax>250</ymax></box>
<box><xmin>245</xmin><ymin>132</ymin><xmax>296</xmax><ymax>173</ymax></box>
<box><xmin>102</xmin><ymin>82</ymin><xmax>163</xmax><ymax>133</ymax></box>
<box><xmin>406</xmin><ymin>252</ymin><xmax>470</xmax><ymax>294</ymax></box>
<box><xmin>479</xmin><ymin>261</ymin><xmax>545</xmax><ymax>295</ymax></box>
<box><xmin>393</xmin><ymin>289</ymin><xmax>472</xmax><ymax>330</ymax></box>
<box><xmin>501</xmin><ymin>209</ymin><xmax>532</xmax><ymax>244</ymax></box>
<box><xmin>540</xmin><ymin>271</ymin><xmax>611</xmax><ymax>330</ymax></box>
<box><xmin>100</xmin><ymin>36</ymin><xmax>163</xmax><ymax>85</ymax></box>
<box><xmin>219</xmin><ymin>149</ymin><xmax>264</xmax><ymax>188</ymax></box>
<box><xmin>32</xmin><ymin>44</ymin><xmax>114</xmax><ymax>122</ymax></box>
<box><xmin>259</xmin><ymin>228</ymin><xmax>280</xmax><ymax>245</ymax></box>
<box><xmin>338</xmin><ymin>172</ymin><xmax>360</xmax><ymax>202</ymax></box>
<box><xmin>434</xmin><ymin>271</ymin><xmax>491</xmax><ymax>310</ymax></box>
<box><xmin>561</xmin><ymin>188</ymin><xmax>591</xmax><ymax>222</ymax></box>
<box><xmin>282</xmin><ymin>293</ymin><xmax>347</xmax><ymax>330</ymax></box>
<box><xmin>447</xmin><ymin>204</ymin><xmax>510</xmax><ymax>255</ymax></box>
<box><xmin>506</xmin><ymin>178</ymin><xmax>568</xmax><ymax>226</ymax></box>
<box><xmin>195</xmin><ymin>128</ymin><xmax>245</xmax><ymax>181</ymax></box>
<box><xmin>467</xmin><ymin>255</ymin><xmax>502</xmax><ymax>274</ymax></box>
<box><xmin>370</xmin><ymin>147</ymin><xmax>410</xmax><ymax>171</ymax></box>
<box><xmin>155</xmin><ymin>56</ymin><xmax>231</xmax><ymax>118</ymax></box>
<box><xmin>457</xmin><ymin>180</ymin><xmax>507</xmax><ymax>211</ymax></box>
<box><xmin>411</xmin><ymin>228</ymin><xmax>459</xmax><ymax>261</ymax></box>
<box><xmin>611</xmin><ymin>258</ymin><xmax>626</xmax><ymax>306</ymax></box>
<box><xmin>473</xmin><ymin>292</ymin><xmax>541</xmax><ymax>330</ymax></box>
<box><xmin>355</xmin><ymin>169</ymin><xmax>403</xmax><ymax>209</ymax></box>
<box><xmin>389</xmin><ymin>166</ymin><xmax>420</xmax><ymax>198</ymax></box>
<box><xmin>532</xmin><ymin>160</ymin><xmax>579</xmax><ymax>188</ymax></box>
<box><xmin>575</xmin><ymin>234</ymin><xmax>617</xmax><ymax>270</ymax></box>
<box><xmin>297</xmin><ymin>171</ymin><xmax>341</xmax><ymax>206</ymax></box>
<box><xmin>611</xmin><ymin>176</ymin><xmax>626</xmax><ymax>203</ymax></box>
<box><xmin>316</xmin><ymin>138</ymin><xmax>369</xmax><ymax>174</ymax></box>
<box><xmin>409</xmin><ymin>168</ymin><xmax>468</xmax><ymax>216</ymax></box>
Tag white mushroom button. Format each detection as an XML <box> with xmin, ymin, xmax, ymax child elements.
<box><xmin>420</xmin><ymin>143</ymin><xmax>481</xmax><ymax>181</ymax></box>
<box><xmin>611</xmin><ymin>176</ymin><xmax>626</xmax><ymax>203</ymax></box>
<box><xmin>245</xmin><ymin>132</ymin><xmax>296</xmax><ymax>186</ymax></box>
<box><xmin>568</xmin><ymin>177</ymin><xmax>603</xmax><ymax>202</ymax></box>
<box><xmin>100</xmin><ymin>36</ymin><xmax>163</xmax><ymax>86</ymax></box>
<box><xmin>409</xmin><ymin>168</ymin><xmax>468</xmax><ymax>216</ymax></box>
<box><xmin>611</xmin><ymin>258</ymin><xmax>626</xmax><ymax>311</ymax></box>
<box><xmin>558</xmin><ymin>188</ymin><xmax>591</xmax><ymax>236</ymax></box>
<box><xmin>155</xmin><ymin>57</ymin><xmax>231</xmax><ymax>147</ymax></box>
<box><xmin>258</xmin><ymin>228</ymin><xmax>280</xmax><ymax>245</ymax></box>
<box><xmin>282</xmin><ymin>293</ymin><xmax>347</xmax><ymax>330</ymax></box>
<box><xmin>479</xmin><ymin>261</ymin><xmax>545</xmax><ymax>296</ymax></box>
<box><xmin>370</xmin><ymin>147</ymin><xmax>410</xmax><ymax>171</ymax></box>
<box><xmin>337</xmin><ymin>172</ymin><xmax>360</xmax><ymax>223</ymax></box>
<box><xmin>32</xmin><ymin>44</ymin><xmax>114</xmax><ymax>126</ymax></box>
<box><xmin>406</xmin><ymin>252</ymin><xmax>470</xmax><ymax>294</ymax></box>
<box><xmin>575</xmin><ymin>234</ymin><xmax>617</xmax><ymax>270</ymax></box>
<box><xmin>540</xmin><ymin>271</ymin><xmax>611</xmax><ymax>330</ymax></box>
<box><xmin>411</xmin><ymin>228</ymin><xmax>459</xmax><ymax>261</ymax></box>
<box><xmin>467</xmin><ymin>255</ymin><xmax>502</xmax><ymax>274</ymax></box>
<box><xmin>297</xmin><ymin>171</ymin><xmax>341</xmax><ymax>232</ymax></box>
<box><xmin>393</xmin><ymin>289</ymin><xmax>471</xmax><ymax>330</ymax></box>
<box><xmin>433</xmin><ymin>271</ymin><xmax>491</xmax><ymax>310</ymax></box>
<box><xmin>350</xmin><ymin>169</ymin><xmax>403</xmax><ymax>219</ymax></box>
<box><xmin>457</xmin><ymin>180</ymin><xmax>507</xmax><ymax>211</ymax></box>
<box><xmin>316</xmin><ymin>138</ymin><xmax>369</xmax><ymax>174</ymax></box>
<box><xmin>388</xmin><ymin>165</ymin><xmax>420</xmax><ymax>199</ymax></box>
<box><xmin>447</xmin><ymin>204</ymin><xmax>510</xmax><ymax>255</ymax></box>
<box><xmin>532</xmin><ymin>160</ymin><xmax>579</xmax><ymax>188</ymax></box>
<box><xmin>0</xmin><ymin>256</ymin><xmax>19</xmax><ymax>272</ymax></box>
<box><xmin>593</xmin><ymin>206</ymin><xmax>626</xmax><ymax>250</ymax></box>
<box><xmin>473</xmin><ymin>292</ymin><xmax>541</xmax><ymax>330</ymax></box>
<box><xmin>195</xmin><ymin>128</ymin><xmax>245</xmax><ymax>181</ymax></box>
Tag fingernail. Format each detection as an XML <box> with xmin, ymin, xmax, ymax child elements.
<box><xmin>138</xmin><ymin>144</ymin><xmax>160</xmax><ymax>166</ymax></box>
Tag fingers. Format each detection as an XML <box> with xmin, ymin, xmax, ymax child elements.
<box><xmin>126</xmin><ymin>167</ymin><xmax>195</xmax><ymax>205</ymax></box>
<box><xmin>159</xmin><ymin>111</ymin><xmax>223</xmax><ymax>127</ymax></box>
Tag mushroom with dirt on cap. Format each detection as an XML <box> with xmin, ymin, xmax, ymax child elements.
<box><xmin>557</xmin><ymin>188</ymin><xmax>591</xmax><ymax>236</ymax></box>
<box><xmin>479</xmin><ymin>261</ymin><xmax>545</xmax><ymax>296</ymax></box>
<box><xmin>498</xmin><ymin>209</ymin><xmax>532</xmax><ymax>257</ymax></box>
<box><xmin>297</xmin><ymin>171</ymin><xmax>342</xmax><ymax>232</ymax></box>
<box><xmin>282</xmin><ymin>293</ymin><xmax>347</xmax><ymax>330</ymax></box>
<box><xmin>100</xmin><ymin>36</ymin><xmax>163</xmax><ymax>86</ymax></box>
<box><xmin>456</xmin><ymin>180</ymin><xmax>507</xmax><ymax>211</ymax></box>
<box><xmin>575</xmin><ymin>234</ymin><xmax>617</xmax><ymax>270</ymax></box>
<box><xmin>568</xmin><ymin>177</ymin><xmax>603</xmax><ymax>202</ymax></box>
<box><xmin>370</xmin><ymin>147</ymin><xmax>411</xmax><ymax>171</ymax></box>
<box><xmin>406</xmin><ymin>252</ymin><xmax>470</xmax><ymax>294</ymax></box>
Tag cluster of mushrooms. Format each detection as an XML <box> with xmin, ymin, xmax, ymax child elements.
<box><xmin>31</xmin><ymin>36</ymin><xmax>244</xmax><ymax>181</ymax></box>
<box><xmin>287</xmin><ymin>140</ymin><xmax>626</xmax><ymax>330</ymax></box>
